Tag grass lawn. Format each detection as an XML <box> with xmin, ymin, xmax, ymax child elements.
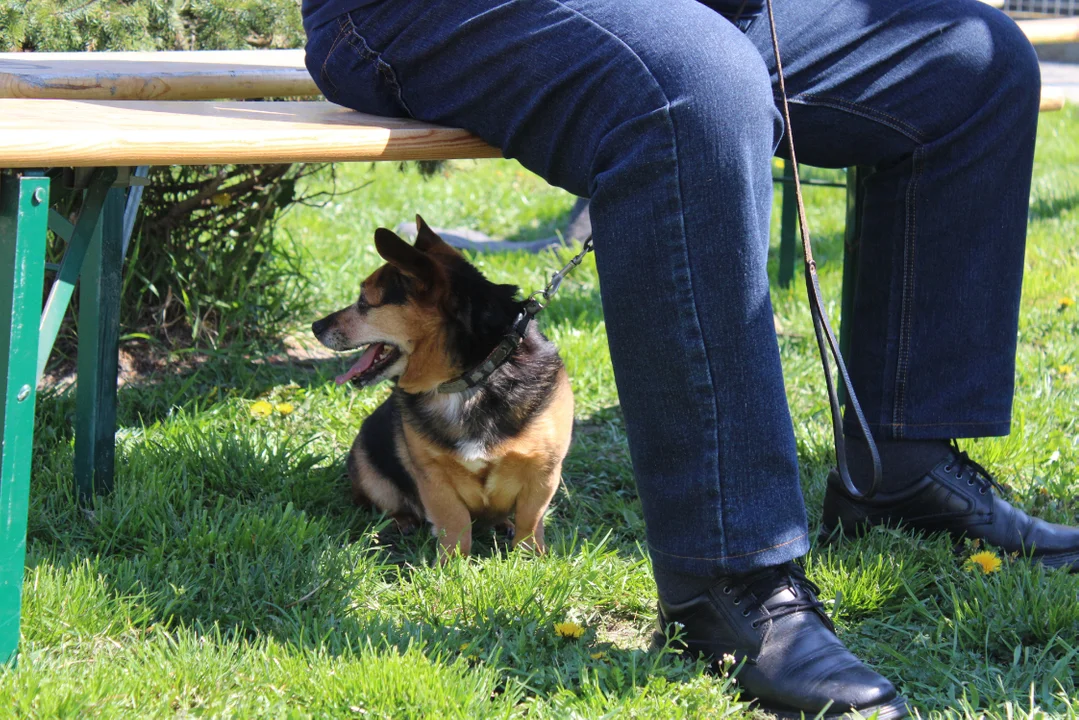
<box><xmin>2</xmin><ymin>108</ymin><xmax>1078</xmax><ymax>718</ymax></box>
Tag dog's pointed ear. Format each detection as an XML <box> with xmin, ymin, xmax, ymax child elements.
<box><xmin>413</xmin><ymin>214</ymin><xmax>451</xmax><ymax>254</ymax></box>
<box><xmin>374</xmin><ymin>228</ymin><xmax>439</xmax><ymax>286</ymax></box>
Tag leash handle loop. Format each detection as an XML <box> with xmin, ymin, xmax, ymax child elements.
<box><xmin>764</xmin><ymin>0</ymin><xmax>881</xmax><ymax>499</ymax></box>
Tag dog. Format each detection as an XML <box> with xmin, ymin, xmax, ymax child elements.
<box><xmin>312</xmin><ymin>216</ymin><xmax>574</xmax><ymax>562</ymax></box>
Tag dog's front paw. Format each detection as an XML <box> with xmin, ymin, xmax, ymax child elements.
<box><xmin>392</xmin><ymin>513</ymin><xmax>421</xmax><ymax>535</ymax></box>
<box><xmin>494</xmin><ymin>519</ymin><xmax>515</xmax><ymax>542</ymax></box>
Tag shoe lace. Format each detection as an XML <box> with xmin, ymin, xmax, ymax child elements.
<box><xmin>946</xmin><ymin>440</ymin><xmax>1009</xmax><ymax>497</ymax></box>
<box><xmin>721</xmin><ymin>562</ymin><xmax>832</xmax><ymax>631</ymax></box>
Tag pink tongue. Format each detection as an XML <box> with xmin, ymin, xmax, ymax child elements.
<box><xmin>336</xmin><ymin>343</ymin><xmax>384</xmax><ymax>385</ymax></box>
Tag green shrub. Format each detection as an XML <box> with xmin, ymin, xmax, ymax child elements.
<box><xmin>123</xmin><ymin>164</ymin><xmax>319</xmax><ymax>348</ymax></box>
<box><xmin>43</xmin><ymin>164</ymin><xmax>323</xmax><ymax>355</ymax></box>
<box><xmin>2</xmin><ymin>0</ymin><xmax>304</xmax><ymax>52</ymax></box>
<box><xmin>6</xmin><ymin>1</ymin><xmax>319</xmax><ymax>358</ymax></box>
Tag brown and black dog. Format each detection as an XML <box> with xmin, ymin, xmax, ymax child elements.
<box><xmin>312</xmin><ymin>217</ymin><xmax>573</xmax><ymax>562</ymax></box>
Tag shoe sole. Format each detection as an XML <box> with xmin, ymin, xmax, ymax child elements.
<box><xmin>761</xmin><ymin>696</ymin><xmax>910</xmax><ymax>720</ymax></box>
<box><xmin>652</xmin><ymin>632</ymin><xmax>910</xmax><ymax>720</ymax></box>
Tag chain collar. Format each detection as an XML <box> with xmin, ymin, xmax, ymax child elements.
<box><xmin>437</xmin><ymin>237</ymin><xmax>593</xmax><ymax>394</ymax></box>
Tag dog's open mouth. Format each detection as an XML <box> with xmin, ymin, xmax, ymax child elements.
<box><xmin>335</xmin><ymin>342</ymin><xmax>402</xmax><ymax>386</ymax></box>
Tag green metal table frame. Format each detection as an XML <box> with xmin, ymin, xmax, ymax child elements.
<box><xmin>0</xmin><ymin>161</ymin><xmax>867</xmax><ymax>666</ymax></box>
<box><xmin>0</xmin><ymin>166</ymin><xmax>147</xmax><ymax>665</ymax></box>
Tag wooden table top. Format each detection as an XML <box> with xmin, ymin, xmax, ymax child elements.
<box><xmin>0</xmin><ymin>100</ymin><xmax>500</xmax><ymax>167</ymax></box>
<box><xmin>0</xmin><ymin>22</ymin><xmax>1070</xmax><ymax>104</ymax></box>
<box><xmin>0</xmin><ymin>50</ymin><xmax>318</xmax><ymax>100</ymax></box>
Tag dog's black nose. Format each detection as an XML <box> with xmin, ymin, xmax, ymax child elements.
<box><xmin>312</xmin><ymin>317</ymin><xmax>328</xmax><ymax>336</ymax></box>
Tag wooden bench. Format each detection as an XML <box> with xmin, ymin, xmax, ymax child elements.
<box><xmin>0</xmin><ymin>15</ymin><xmax>1073</xmax><ymax>663</ymax></box>
<box><xmin>0</xmin><ymin>99</ymin><xmax>500</xmax><ymax>166</ymax></box>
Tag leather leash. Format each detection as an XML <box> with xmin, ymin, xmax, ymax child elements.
<box><xmin>763</xmin><ymin>0</ymin><xmax>881</xmax><ymax>499</ymax></box>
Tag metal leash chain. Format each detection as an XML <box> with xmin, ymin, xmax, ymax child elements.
<box><xmin>529</xmin><ymin>234</ymin><xmax>595</xmax><ymax>309</ymax></box>
<box><xmin>764</xmin><ymin>0</ymin><xmax>881</xmax><ymax>499</ymax></box>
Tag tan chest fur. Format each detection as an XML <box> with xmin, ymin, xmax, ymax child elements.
<box><xmin>401</xmin><ymin>370</ymin><xmax>574</xmax><ymax>522</ymax></box>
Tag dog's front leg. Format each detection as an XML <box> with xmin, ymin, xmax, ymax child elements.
<box><xmin>416</xmin><ymin>474</ymin><xmax>473</xmax><ymax>563</ymax></box>
<box><xmin>511</xmin><ymin>460</ymin><xmax>563</xmax><ymax>554</ymax></box>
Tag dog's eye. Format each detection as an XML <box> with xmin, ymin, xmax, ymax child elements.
<box><xmin>356</xmin><ymin>290</ymin><xmax>371</xmax><ymax>311</ymax></box>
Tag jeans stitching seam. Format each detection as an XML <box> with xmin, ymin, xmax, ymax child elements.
<box><xmin>648</xmin><ymin>532</ymin><xmax>807</xmax><ymax>562</ymax></box>
<box><xmin>319</xmin><ymin>17</ymin><xmax>351</xmax><ymax>100</ymax></box>
<box><xmin>787</xmin><ymin>93</ymin><xmax>929</xmax><ymax>144</ymax></box>
<box><xmin>342</xmin><ymin>14</ymin><xmax>415</xmax><ymax>117</ymax></box>
<box><xmin>892</xmin><ymin>146</ymin><xmax>925</xmax><ymax>437</ymax></box>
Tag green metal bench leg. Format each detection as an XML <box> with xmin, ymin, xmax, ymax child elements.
<box><xmin>38</xmin><ymin>168</ymin><xmax>118</xmax><ymax>382</ymax></box>
<box><xmin>778</xmin><ymin>159</ymin><xmax>797</xmax><ymax>288</ymax></box>
<box><xmin>74</xmin><ymin>186</ymin><xmax>124</xmax><ymax>501</ymax></box>
<box><xmin>0</xmin><ymin>174</ymin><xmax>49</xmax><ymax>665</ymax></box>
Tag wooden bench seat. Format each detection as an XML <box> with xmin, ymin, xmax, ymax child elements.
<box><xmin>1016</xmin><ymin>17</ymin><xmax>1079</xmax><ymax>45</ymax></box>
<box><xmin>0</xmin><ymin>87</ymin><xmax>1063</xmax><ymax>169</ymax></box>
<box><xmin>0</xmin><ymin>99</ymin><xmax>500</xmax><ymax>167</ymax></box>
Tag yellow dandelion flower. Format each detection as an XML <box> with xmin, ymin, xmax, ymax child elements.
<box><xmin>249</xmin><ymin>400</ymin><xmax>274</xmax><ymax>418</ymax></box>
<box><xmin>553</xmin><ymin>621</ymin><xmax>585</xmax><ymax>639</ymax></box>
<box><xmin>1058</xmin><ymin>365</ymin><xmax>1073</xmax><ymax>376</ymax></box>
<box><xmin>459</xmin><ymin>643</ymin><xmax>471</xmax><ymax>652</ymax></box>
<box><xmin>212</xmin><ymin>192</ymin><xmax>232</xmax><ymax>208</ymax></box>
<box><xmin>1060</xmin><ymin>296</ymin><xmax>1075</xmax><ymax>309</ymax></box>
<box><xmin>965</xmin><ymin>550</ymin><xmax>1002</xmax><ymax>575</ymax></box>
<box><xmin>275</xmin><ymin>402</ymin><xmax>294</xmax><ymax>415</ymax></box>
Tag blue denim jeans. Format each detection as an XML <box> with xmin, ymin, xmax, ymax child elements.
<box><xmin>303</xmin><ymin>0</ymin><xmax>1040</xmax><ymax>576</ymax></box>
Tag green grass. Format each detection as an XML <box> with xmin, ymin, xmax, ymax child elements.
<box><xmin>4</xmin><ymin>108</ymin><xmax>1079</xmax><ymax>718</ymax></box>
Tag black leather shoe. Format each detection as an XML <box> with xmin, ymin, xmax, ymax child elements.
<box><xmin>653</xmin><ymin>562</ymin><xmax>908</xmax><ymax>719</ymax></box>
<box><xmin>822</xmin><ymin>446</ymin><xmax>1079</xmax><ymax>571</ymax></box>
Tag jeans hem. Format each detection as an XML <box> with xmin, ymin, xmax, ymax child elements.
<box><xmin>648</xmin><ymin>531</ymin><xmax>809</xmax><ymax>576</ymax></box>
<box><xmin>844</xmin><ymin>418</ymin><xmax>1011</xmax><ymax>440</ymax></box>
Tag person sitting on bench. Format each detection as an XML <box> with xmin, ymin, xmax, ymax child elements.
<box><xmin>300</xmin><ymin>0</ymin><xmax>1079</xmax><ymax>716</ymax></box>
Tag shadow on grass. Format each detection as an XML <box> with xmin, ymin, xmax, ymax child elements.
<box><xmin>26</xmin><ymin>392</ymin><xmax>656</xmax><ymax>648</ymax></box>
<box><xmin>23</xmin><ymin>403</ymin><xmax>707</xmax><ymax>708</ymax></box>
<box><xmin>34</xmin><ymin>340</ymin><xmax>352</xmax><ymax>449</ymax></box>
<box><xmin>29</xmin><ymin>384</ymin><xmax>1079</xmax><ymax>713</ymax></box>
<box><xmin>1029</xmin><ymin>191</ymin><xmax>1079</xmax><ymax>221</ymax></box>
